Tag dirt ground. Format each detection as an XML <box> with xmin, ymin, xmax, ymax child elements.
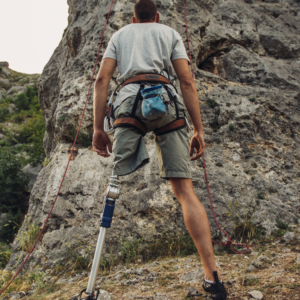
<box><xmin>2</xmin><ymin>226</ymin><xmax>300</xmax><ymax>300</ymax></box>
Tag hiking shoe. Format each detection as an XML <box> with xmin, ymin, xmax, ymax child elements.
<box><xmin>202</xmin><ymin>271</ymin><xmax>227</xmax><ymax>300</ymax></box>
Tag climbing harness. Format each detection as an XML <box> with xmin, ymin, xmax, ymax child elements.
<box><xmin>0</xmin><ymin>0</ymin><xmax>249</xmax><ymax>297</ymax></box>
<box><xmin>110</xmin><ymin>73</ymin><xmax>187</xmax><ymax>136</ymax></box>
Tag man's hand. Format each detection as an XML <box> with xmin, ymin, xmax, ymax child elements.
<box><xmin>189</xmin><ymin>131</ymin><xmax>205</xmax><ymax>161</ymax></box>
<box><xmin>92</xmin><ymin>129</ymin><xmax>112</xmax><ymax>157</ymax></box>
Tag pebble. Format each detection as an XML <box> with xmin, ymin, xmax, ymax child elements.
<box><xmin>187</xmin><ymin>287</ymin><xmax>201</xmax><ymax>297</ymax></box>
<box><xmin>281</xmin><ymin>232</ymin><xmax>295</xmax><ymax>242</ymax></box>
<box><xmin>248</xmin><ymin>290</ymin><xmax>263</xmax><ymax>299</ymax></box>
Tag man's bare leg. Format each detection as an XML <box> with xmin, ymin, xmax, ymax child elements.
<box><xmin>169</xmin><ymin>178</ymin><xmax>220</xmax><ymax>282</ymax></box>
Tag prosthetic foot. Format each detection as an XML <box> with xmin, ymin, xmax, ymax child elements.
<box><xmin>80</xmin><ymin>175</ymin><xmax>120</xmax><ymax>300</ymax></box>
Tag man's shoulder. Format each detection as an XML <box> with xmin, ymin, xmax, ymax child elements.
<box><xmin>114</xmin><ymin>23</ymin><xmax>180</xmax><ymax>37</ymax></box>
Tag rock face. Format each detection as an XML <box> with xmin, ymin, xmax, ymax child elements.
<box><xmin>7</xmin><ymin>0</ymin><xmax>300</xmax><ymax>270</ymax></box>
<box><xmin>0</xmin><ymin>62</ymin><xmax>9</xmax><ymax>68</ymax></box>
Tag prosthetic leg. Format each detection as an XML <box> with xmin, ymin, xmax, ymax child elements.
<box><xmin>79</xmin><ymin>175</ymin><xmax>120</xmax><ymax>300</ymax></box>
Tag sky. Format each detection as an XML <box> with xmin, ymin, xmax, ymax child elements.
<box><xmin>0</xmin><ymin>0</ymin><xmax>69</xmax><ymax>74</ymax></box>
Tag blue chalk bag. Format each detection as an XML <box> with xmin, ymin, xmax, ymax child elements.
<box><xmin>140</xmin><ymin>85</ymin><xmax>168</xmax><ymax>120</ymax></box>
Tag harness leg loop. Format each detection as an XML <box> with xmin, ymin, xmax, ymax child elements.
<box><xmin>82</xmin><ymin>175</ymin><xmax>120</xmax><ymax>299</ymax></box>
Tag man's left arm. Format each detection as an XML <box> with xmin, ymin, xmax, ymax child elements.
<box><xmin>93</xmin><ymin>58</ymin><xmax>117</xmax><ymax>157</ymax></box>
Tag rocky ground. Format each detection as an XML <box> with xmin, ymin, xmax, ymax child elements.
<box><xmin>2</xmin><ymin>225</ymin><xmax>300</xmax><ymax>300</ymax></box>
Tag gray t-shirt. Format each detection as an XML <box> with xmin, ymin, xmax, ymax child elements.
<box><xmin>103</xmin><ymin>23</ymin><xmax>189</xmax><ymax>108</ymax></box>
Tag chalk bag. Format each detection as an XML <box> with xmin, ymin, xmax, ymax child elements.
<box><xmin>141</xmin><ymin>85</ymin><xmax>168</xmax><ymax>120</ymax></box>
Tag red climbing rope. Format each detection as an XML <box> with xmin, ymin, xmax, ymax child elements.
<box><xmin>0</xmin><ymin>0</ymin><xmax>114</xmax><ymax>296</ymax></box>
<box><xmin>182</xmin><ymin>0</ymin><xmax>250</xmax><ymax>255</ymax></box>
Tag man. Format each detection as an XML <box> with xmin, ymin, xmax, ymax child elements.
<box><xmin>92</xmin><ymin>0</ymin><xmax>227</xmax><ymax>299</ymax></box>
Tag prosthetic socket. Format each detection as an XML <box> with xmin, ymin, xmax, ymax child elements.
<box><xmin>100</xmin><ymin>175</ymin><xmax>120</xmax><ymax>227</ymax></box>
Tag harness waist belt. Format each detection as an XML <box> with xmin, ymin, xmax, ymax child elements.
<box><xmin>121</xmin><ymin>74</ymin><xmax>171</xmax><ymax>88</ymax></box>
<box><xmin>113</xmin><ymin>117</ymin><xmax>186</xmax><ymax>137</ymax></box>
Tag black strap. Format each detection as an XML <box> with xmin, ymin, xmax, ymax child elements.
<box><xmin>130</xmin><ymin>84</ymin><xmax>145</xmax><ymax>117</ymax></box>
<box><xmin>162</xmin><ymin>84</ymin><xmax>179</xmax><ymax>119</ymax></box>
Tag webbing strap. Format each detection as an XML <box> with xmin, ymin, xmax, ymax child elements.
<box><xmin>114</xmin><ymin>117</ymin><xmax>147</xmax><ymax>136</ymax></box>
<box><xmin>130</xmin><ymin>84</ymin><xmax>144</xmax><ymax>117</ymax></box>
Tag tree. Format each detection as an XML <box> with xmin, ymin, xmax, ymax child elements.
<box><xmin>0</xmin><ymin>150</ymin><xmax>29</xmax><ymax>213</ymax></box>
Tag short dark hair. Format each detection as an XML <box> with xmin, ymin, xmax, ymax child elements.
<box><xmin>134</xmin><ymin>0</ymin><xmax>157</xmax><ymax>22</ymax></box>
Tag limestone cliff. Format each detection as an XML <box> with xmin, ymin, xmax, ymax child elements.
<box><xmin>7</xmin><ymin>0</ymin><xmax>300</xmax><ymax>271</ymax></box>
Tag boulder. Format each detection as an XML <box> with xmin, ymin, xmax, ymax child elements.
<box><xmin>0</xmin><ymin>61</ymin><xmax>9</xmax><ymax>68</ymax></box>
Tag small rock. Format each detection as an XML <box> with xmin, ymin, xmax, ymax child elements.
<box><xmin>282</xmin><ymin>231</ymin><xmax>295</xmax><ymax>242</ymax></box>
<box><xmin>246</xmin><ymin>265</ymin><xmax>256</xmax><ymax>272</ymax></box>
<box><xmin>248</xmin><ymin>290</ymin><xmax>263</xmax><ymax>299</ymax></box>
<box><xmin>251</xmin><ymin>260</ymin><xmax>262</xmax><ymax>268</ymax></box>
<box><xmin>56</xmin><ymin>277</ymin><xmax>68</xmax><ymax>284</ymax></box>
<box><xmin>251</xmin><ymin>251</ymin><xmax>259</xmax><ymax>256</ymax></box>
<box><xmin>233</xmin><ymin>153</ymin><xmax>240</xmax><ymax>162</ymax></box>
<box><xmin>98</xmin><ymin>290</ymin><xmax>114</xmax><ymax>300</ymax></box>
<box><xmin>257</xmin><ymin>255</ymin><xmax>268</xmax><ymax>262</ymax></box>
<box><xmin>245</xmin><ymin>275</ymin><xmax>259</xmax><ymax>281</ymax></box>
<box><xmin>180</xmin><ymin>268</ymin><xmax>204</xmax><ymax>283</ymax></box>
<box><xmin>149</xmin><ymin>261</ymin><xmax>160</xmax><ymax>267</ymax></box>
<box><xmin>187</xmin><ymin>287</ymin><xmax>201</xmax><ymax>297</ymax></box>
<box><xmin>43</xmin><ymin>276</ymin><xmax>52</xmax><ymax>282</ymax></box>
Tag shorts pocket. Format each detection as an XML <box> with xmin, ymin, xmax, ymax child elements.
<box><xmin>113</xmin><ymin>97</ymin><xmax>135</xmax><ymax>119</ymax></box>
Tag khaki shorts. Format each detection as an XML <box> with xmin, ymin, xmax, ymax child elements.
<box><xmin>112</xmin><ymin>95</ymin><xmax>191</xmax><ymax>179</ymax></box>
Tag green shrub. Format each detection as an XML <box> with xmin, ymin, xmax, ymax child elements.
<box><xmin>14</xmin><ymin>85</ymin><xmax>38</xmax><ymax>112</ymax></box>
<box><xmin>216</xmin><ymin>138</ymin><xmax>221</xmax><ymax>144</ymax></box>
<box><xmin>216</xmin><ymin>162</ymin><xmax>223</xmax><ymax>167</ymax></box>
<box><xmin>0</xmin><ymin>82</ymin><xmax>12</xmax><ymax>91</ymax></box>
<box><xmin>16</xmin><ymin>218</ymin><xmax>40</xmax><ymax>252</ymax></box>
<box><xmin>14</xmin><ymin>93</ymin><xmax>30</xmax><ymax>111</ymax></box>
<box><xmin>0</xmin><ymin>107</ymin><xmax>10</xmax><ymax>122</ymax></box>
<box><xmin>71</xmin><ymin>128</ymin><xmax>92</xmax><ymax>148</ymax></box>
<box><xmin>0</xmin><ymin>210</ymin><xmax>22</xmax><ymax>243</ymax></box>
<box><xmin>207</xmin><ymin>99</ymin><xmax>218</xmax><ymax>108</ymax></box>
<box><xmin>0</xmin><ymin>243</ymin><xmax>11</xmax><ymax>268</ymax></box>
<box><xmin>140</xmin><ymin>232</ymin><xmax>197</xmax><ymax>261</ymax></box>
<box><xmin>17</xmin><ymin>110</ymin><xmax>45</xmax><ymax>165</ymax></box>
<box><xmin>249</xmin><ymin>97</ymin><xmax>256</xmax><ymax>102</ymax></box>
<box><xmin>226</xmin><ymin>199</ymin><xmax>264</xmax><ymax>242</ymax></box>
<box><xmin>119</xmin><ymin>237</ymin><xmax>143</xmax><ymax>266</ymax></box>
<box><xmin>229</xmin><ymin>123</ymin><xmax>235</xmax><ymax>131</ymax></box>
<box><xmin>210</xmin><ymin>118</ymin><xmax>221</xmax><ymax>132</ymax></box>
<box><xmin>28</xmin><ymin>266</ymin><xmax>46</xmax><ymax>290</ymax></box>
<box><xmin>269</xmin><ymin>187</ymin><xmax>278</xmax><ymax>194</ymax></box>
<box><xmin>64</xmin><ymin>247</ymin><xmax>91</xmax><ymax>271</ymax></box>
<box><xmin>276</xmin><ymin>216</ymin><xmax>289</xmax><ymax>230</ymax></box>
<box><xmin>0</xmin><ymin>150</ymin><xmax>29</xmax><ymax>213</ymax></box>
<box><xmin>257</xmin><ymin>192</ymin><xmax>265</xmax><ymax>200</ymax></box>
<box><xmin>252</xmin><ymin>162</ymin><xmax>258</xmax><ymax>168</ymax></box>
<box><xmin>0</xmin><ymin>67</ymin><xmax>2</xmax><ymax>72</ymax></box>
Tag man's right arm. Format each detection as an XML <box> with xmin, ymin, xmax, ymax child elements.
<box><xmin>172</xmin><ymin>58</ymin><xmax>205</xmax><ymax>159</ymax></box>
